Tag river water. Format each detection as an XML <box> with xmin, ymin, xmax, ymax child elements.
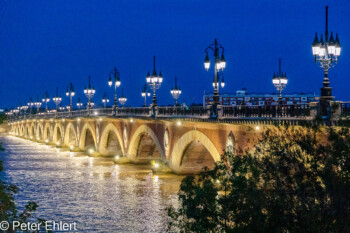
<box><xmin>0</xmin><ymin>135</ymin><xmax>183</xmax><ymax>232</ymax></box>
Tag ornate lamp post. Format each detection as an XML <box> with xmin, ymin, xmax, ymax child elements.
<box><xmin>108</xmin><ymin>67</ymin><xmax>121</xmax><ymax>115</ymax></box>
<box><xmin>170</xmin><ymin>76</ymin><xmax>182</xmax><ymax>106</ymax></box>
<box><xmin>66</xmin><ymin>83</ymin><xmax>75</xmax><ymax>112</ymax></box>
<box><xmin>76</xmin><ymin>97</ymin><xmax>83</xmax><ymax>110</ymax></box>
<box><xmin>42</xmin><ymin>91</ymin><xmax>50</xmax><ymax>112</ymax></box>
<box><xmin>20</xmin><ymin>105</ymin><xmax>28</xmax><ymax>115</ymax></box>
<box><xmin>13</xmin><ymin>109</ymin><xmax>19</xmax><ymax>119</ymax></box>
<box><xmin>102</xmin><ymin>93</ymin><xmax>110</xmax><ymax>108</ymax></box>
<box><xmin>146</xmin><ymin>56</ymin><xmax>163</xmax><ymax>116</ymax></box>
<box><xmin>34</xmin><ymin>97</ymin><xmax>42</xmax><ymax>113</ymax></box>
<box><xmin>118</xmin><ymin>88</ymin><xmax>127</xmax><ymax>107</ymax></box>
<box><xmin>272</xmin><ymin>58</ymin><xmax>288</xmax><ymax>104</ymax></box>
<box><xmin>53</xmin><ymin>88</ymin><xmax>62</xmax><ymax>113</ymax></box>
<box><xmin>312</xmin><ymin>6</ymin><xmax>341</xmax><ymax>117</ymax></box>
<box><xmin>5</xmin><ymin>111</ymin><xmax>13</xmax><ymax>120</ymax></box>
<box><xmin>84</xmin><ymin>76</ymin><xmax>95</xmax><ymax>109</ymax></box>
<box><xmin>204</xmin><ymin>38</ymin><xmax>226</xmax><ymax>118</ymax></box>
<box><xmin>27</xmin><ymin>98</ymin><xmax>34</xmax><ymax>114</ymax></box>
<box><xmin>141</xmin><ymin>84</ymin><xmax>151</xmax><ymax>107</ymax></box>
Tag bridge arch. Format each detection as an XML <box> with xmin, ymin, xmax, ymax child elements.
<box><xmin>25</xmin><ymin>125</ymin><xmax>31</xmax><ymax>137</ymax></box>
<box><xmin>79</xmin><ymin>123</ymin><xmax>97</xmax><ymax>151</ymax></box>
<box><xmin>30</xmin><ymin>122</ymin><xmax>36</xmax><ymax>136</ymax></box>
<box><xmin>14</xmin><ymin>126</ymin><xmax>18</xmax><ymax>136</ymax></box>
<box><xmin>127</xmin><ymin>125</ymin><xmax>164</xmax><ymax>163</ymax></box>
<box><xmin>53</xmin><ymin>123</ymin><xmax>63</xmax><ymax>144</ymax></box>
<box><xmin>99</xmin><ymin>123</ymin><xmax>124</xmax><ymax>156</ymax></box>
<box><xmin>43</xmin><ymin>123</ymin><xmax>52</xmax><ymax>141</ymax></box>
<box><xmin>64</xmin><ymin>123</ymin><xmax>78</xmax><ymax>146</ymax></box>
<box><xmin>169</xmin><ymin>130</ymin><xmax>220</xmax><ymax>174</ymax></box>
<box><xmin>36</xmin><ymin>123</ymin><xmax>44</xmax><ymax>140</ymax></box>
<box><xmin>20</xmin><ymin>125</ymin><xmax>25</xmax><ymax>136</ymax></box>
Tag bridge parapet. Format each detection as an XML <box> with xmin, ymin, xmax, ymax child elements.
<box><xmin>340</xmin><ymin>102</ymin><xmax>350</xmax><ymax>119</ymax></box>
<box><xmin>8</xmin><ymin>104</ymin><xmax>315</xmax><ymax>121</ymax></box>
<box><xmin>7</xmin><ymin>102</ymin><xmax>350</xmax><ymax>126</ymax></box>
<box><xmin>221</xmin><ymin>104</ymin><xmax>311</xmax><ymax>118</ymax></box>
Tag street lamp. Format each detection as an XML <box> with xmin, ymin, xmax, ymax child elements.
<box><xmin>34</xmin><ymin>97</ymin><xmax>42</xmax><ymax>113</ymax></box>
<box><xmin>146</xmin><ymin>56</ymin><xmax>163</xmax><ymax>110</ymax></box>
<box><xmin>27</xmin><ymin>98</ymin><xmax>34</xmax><ymax>114</ymax></box>
<box><xmin>204</xmin><ymin>38</ymin><xmax>226</xmax><ymax>118</ymax></box>
<box><xmin>53</xmin><ymin>88</ymin><xmax>62</xmax><ymax>112</ymax></box>
<box><xmin>118</xmin><ymin>88</ymin><xmax>127</xmax><ymax>107</ymax></box>
<box><xmin>66</xmin><ymin>83</ymin><xmax>75</xmax><ymax>112</ymax></box>
<box><xmin>312</xmin><ymin>6</ymin><xmax>341</xmax><ymax>117</ymax></box>
<box><xmin>108</xmin><ymin>67</ymin><xmax>121</xmax><ymax>115</ymax></box>
<box><xmin>141</xmin><ymin>83</ymin><xmax>151</xmax><ymax>107</ymax></box>
<box><xmin>272</xmin><ymin>58</ymin><xmax>288</xmax><ymax>104</ymax></box>
<box><xmin>12</xmin><ymin>109</ymin><xmax>19</xmax><ymax>118</ymax></box>
<box><xmin>20</xmin><ymin>105</ymin><xmax>28</xmax><ymax>115</ymax></box>
<box><xmin>102</xmin><ymin>92</ymin><xmax>110</xmax><ymax>108</ymax></box>
<box><xmin>42</xmin><ymin>91</ymin><xmax>50</xmax><ymax>112</ymax></box>
<box><xmin>170</xmin><ymin>76</ymin><xmax>182</xmax><ymax>106</ymax></box>
<box><xmin>76</xmin><ymin>97</ymin><xmax>83</xmax><ymax>109</ymax></box>
<box><xmin>84</xmin><ymin>76</ymin><xmax>95</xmax><ymax>109</ymax></box>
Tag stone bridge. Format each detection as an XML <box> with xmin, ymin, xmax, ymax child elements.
<box><xmin>9</xmin><ymin>116</ymin><xmax>263</xmax><ymax>174</ymax></box>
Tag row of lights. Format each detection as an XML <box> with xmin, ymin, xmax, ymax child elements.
<box><xmin>7</xmin><ymin>6</ymin><xmax>342</xmax><ymax>120</ymax></box>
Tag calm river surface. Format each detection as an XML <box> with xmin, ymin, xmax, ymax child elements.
<box><xmin>0</xmin><ymin>135</ymin><xmax>183</xmax><ymax>232</ymax></box>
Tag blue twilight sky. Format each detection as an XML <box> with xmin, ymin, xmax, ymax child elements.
<box><xmin>0</xmin><ymin>0</ymin><xmax>350</xmax><ymax>109</ymax></box>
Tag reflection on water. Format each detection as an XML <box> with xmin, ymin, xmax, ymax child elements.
<box><xmin>0</xmin><ymin>136</ymin><xmax>182</xmax><ymax>232</ymax></box>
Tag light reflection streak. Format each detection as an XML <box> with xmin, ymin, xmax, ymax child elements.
<box><xmin>1</xmin><ymin>135</ymin><xmax>182</xmax><ymax>232</ymax></box>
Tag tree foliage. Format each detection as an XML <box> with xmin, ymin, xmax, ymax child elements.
<box><xmin>0</xmin><ymin>113</ymin><xmax>6</xmax><ymax>124</ymax></box>
<box><xmin>167</xmin><ymin>126</ymin><xmax>350</xmax><ymax>232</ymax></box>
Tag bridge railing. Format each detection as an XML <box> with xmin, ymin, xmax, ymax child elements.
<box><xmin>157</xmin><ymin>106</ymin><xmax>209</xmax><ymax>118</ymax></box>
<box><xmin>341</xmin><ymin>102</ymin><xmax>350</xmax><ymax>118</ymax></box>
<box><xmin>221</xmin><ymin>104</ymin><xmax>311</xmax><ymax>118</ymax></box>
<box><xmin>116</xmin><ymin>107</ymin><xmax>150</xmax><ymax>116</ymax></box>
<box><xmin>7</xmin><ymin>104</ymin><xmax>317</xmax><ymax>121</ymax></box>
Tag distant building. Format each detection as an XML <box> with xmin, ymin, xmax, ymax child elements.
<box><xmin>203</xmin><ymin>89</ymin><xmax>318</xmax><ymax>107</ymax></box>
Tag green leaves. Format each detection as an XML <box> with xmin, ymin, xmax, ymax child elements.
<box><xmin>168</xmin><ymin>126</ymin><xmax>350</xmax><ymax>232</ymax></box>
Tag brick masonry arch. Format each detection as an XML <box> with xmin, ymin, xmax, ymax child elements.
<box><xmin>43</xmin><ymin>122</ymin><xmax>52</xmax><ymax>141</ymax></box>
<box><xmin>99</xmin><ymin>123</ymin><xmax>125</xmax><ymax>156</ymax></box>
<box><xmin>169</xmin><ymin>130</ymin><xmax>221</xmax><ymax>174</ymax></box>
<box><xmin>127</xmin><ymin>124</ymin><xmax>164</xmax><ymax>162</ymax></box>
<box><xmin>20</xmin><ymin>125</ymin><xmax>25</xmax><ymax>136</ymax></box>
<box><xmin>64</xmin><ymin>122</ymin><xmax>78</xmax><ymax>146</ymax></box>
<box><xmin>53</xmin><ymin>123</ymin><xmax>63</xmax><ymax>143</ymax></box>
<box><xmin>36</xmin><ymin>123</ymin><xmax>44</xmax><ymax>140</ymax></box>
<box><xmin>79</xmin><ymin>122</ymin><xmax>97</xmax><ymax>151</ymax></box>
